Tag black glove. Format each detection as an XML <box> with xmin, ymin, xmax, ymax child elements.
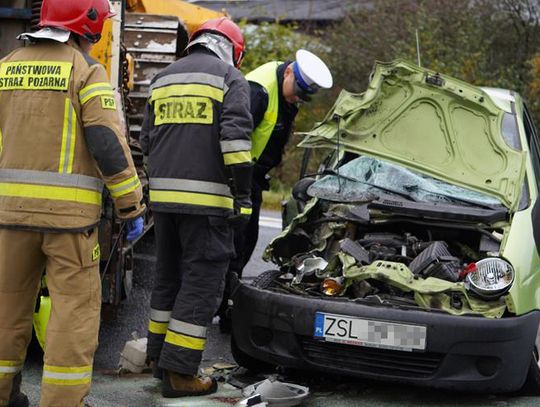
<box><xmin>227</xmin><ymin>195</ymin><xmax>252</xmax><ymax>228</ymax></box>
<box><xmin>253</xmin><ymin>165</ymin><xmax>271</xmax><ymax>191</ymax></box>
<box><xmin>228</xmin><ymin>164</ymin><xmax>253</xmax><ymax>196</ymax></box>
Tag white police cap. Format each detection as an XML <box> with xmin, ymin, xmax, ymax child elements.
<box><xmin>293</xmin><ymin>49</ymin><xmax>333</xmax><ymax>94</ymax></box>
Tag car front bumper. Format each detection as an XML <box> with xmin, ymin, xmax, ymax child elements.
<box><xmin>231</xmin><ymin>275</ymin><xmax>540</xmax><ymax>393</ymax></box>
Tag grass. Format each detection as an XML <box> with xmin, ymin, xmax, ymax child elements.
<box><xmin>262</xmin><ymin>188</ymin><xmax>291</xmax><ymax>211</ymax></box>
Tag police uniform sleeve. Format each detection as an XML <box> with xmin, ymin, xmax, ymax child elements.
<box><xmin>249</xmin><ymin>81</ymin><xmax>268</xmax><ymax>129</ymax></box>
<box><xmin>78</xmin><ymin>64</ymin><xmax>145</xmax><ymax>220</ymax></box>
<box><xmin>220</xmin><ymin>67</ymin><xmax>253</xmax><ymax>197</ymax></box>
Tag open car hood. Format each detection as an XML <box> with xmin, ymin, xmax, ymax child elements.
<box><xmin>300</xmin><ymin>60</ymin><xmax>526</xmax><ymax>210</ymax></box>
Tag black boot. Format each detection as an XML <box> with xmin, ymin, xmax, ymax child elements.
<box><xmin>151</xmin><ymin>361</ymin><xmax>163</xmax><ymax>380</ymax></box>
<box><xmin>218</xmin><ymin>315</ymin><xmax>232</xmax><ymax>334</ymax></box>
<box><xmin>8</xmin><ymin>373</ymin><xmax>29</xmax><ymax>407</ymax></box>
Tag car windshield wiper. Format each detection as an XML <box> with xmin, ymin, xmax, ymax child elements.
<box><xmin>304</xmin><ymin>169</ymin><xmax>357</xmax><ymax>183</ymax></box>
<box><xmin>403</xmin><ymin>185</ymin><xmax>503</xmax><ymax>210</ymax></box>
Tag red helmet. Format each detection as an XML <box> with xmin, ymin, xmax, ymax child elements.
<box><xmin>39</xmin><ymin>0</ymin><xmax>116</xmax><ymax>43</ymax></box>
<box><xmin>190</xmin><ymin>17</ymin><xmax>245</xmax><ymax>68</ymax></box>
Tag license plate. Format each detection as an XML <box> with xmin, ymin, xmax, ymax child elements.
<box><xmin>313</xmin><ymin>312</ymin><xmax>426</xmax><ymax>352</ymax></box>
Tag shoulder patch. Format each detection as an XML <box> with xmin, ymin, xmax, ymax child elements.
<box><xmin>101</xmin><ymin>95</ymin><xmax>117</xmax><ymax>110</ymax></box>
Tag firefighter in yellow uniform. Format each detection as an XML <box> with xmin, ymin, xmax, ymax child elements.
<box><xmin>0</xmin><ymin>1</ymin><xmax>145</xmax><ymax>406</ymax></box>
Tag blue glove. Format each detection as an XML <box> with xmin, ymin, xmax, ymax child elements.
<box><xmin>126</xmin><ymin>217</ymin><xmax>144</xmax><ymax>241</ymax></box>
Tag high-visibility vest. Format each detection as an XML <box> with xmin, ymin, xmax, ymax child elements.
<box><xmin>246</xmin><ymin>61</ymin><xmax>281</xmax><ymax>161</ymax></box>
<box><xmin>33</xmin><ymin>295</ymin><xmax>51</xmax><ymax>350</ymax></box>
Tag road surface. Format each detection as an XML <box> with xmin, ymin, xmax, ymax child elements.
<box><xmin>18</xmin><ymin>211</ymin><xmax>540</xmax><ymax>406</ymax></box>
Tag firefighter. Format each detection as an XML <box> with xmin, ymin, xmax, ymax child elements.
<box><xmin>141</xmin><ymin>17</ymin><xmax>252</xmax><ymax>397</ymax></box>
<box><xmin>219</xmin><ymin>50</ymin><xmax>333</xmax><ymax>332</ymax></box>
<box><xmin>0</xmin><ymin>0</ymin><xmax>145</xmax><ymax>406</ymax></box>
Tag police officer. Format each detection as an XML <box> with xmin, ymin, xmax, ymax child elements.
<box><xmin>0</xmin><ymin>0</ymin><xmax>145</xmax><ymax>406</ymax></box>
<box><xmin>219</xmin><ymin>50</ymin><xmax>333</xmax><ymax>331</ymax></box>
<box><xmin>141</xmin><ymin>17</ymin><xmax>252</xmax><ymax>398</ymax></box>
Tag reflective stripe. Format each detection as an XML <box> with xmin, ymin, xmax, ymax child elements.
<box><xmin>0</xmin><ymin>169</ymin><xmax>103</xmax><ymax>191</ymax></box>
<box><xmin>150</xmin><ymin>178</ymin><xmax>231</xmax><ymax>197</ymax></box>
<box><xmin>148</xmin><ymin>320</ymin><xmax>168</xmax><ymax>335</ymax></box>
<box><xmin>240</xmin><ymin>207</ymin><xmax>252</xmax><ymax>215</ymax></box>
<box><xmin>151</xmin><ymin>73</ymin><xmax>224</xmax><ymax>92</ymax></box>
<box><xmin>79</xmin><ymin>82</ymin><xmax>114</xmax><ymax>105</ymax></box>
<box><xmin>0</xmin><ymin>183</ymin><xmax>101</xmax><ymax>205</ymax></box>
<box><xmin>107</xmin><ymin>175</ymin><xmax>140</xmax><ymax>198</ymax></box>
<box><xmin>0</xmin><ymin>360</ymin><xmax>23</xmax><ymax>377</ymax></box>
<box><xmin>165</xmin><ymin>330</ymin><xmax>206</xmax><ymax>351</ymax></box>
<box><xmin>43</xmin><ymin>365</ymin><xmax>92</xmax><ymax>386</ymax></box>
<box><xmin>44</xmin><ymin>365</ymin><xmax>93</xmax><ymax>373</ymax></box>
<box><xmin>150</xmin><ymin>190</ymin><xmax>233</xmax><ymax>209</ymax></box>
<box><xmin>223</xmin><ymin>151</ymin><xmax>251</xmax><ymax>166</ymax></box>
<box><xmin>59</xmin><ymin>98</ymin><xmax>76</xmax><ymax>174</ymax></box>
<box><xmin>150</xmin><ymin>308</ymin><xmax>171</xmax><ymax>323</ymax></box>
<box><xmin>220</xmin><ymin>140</ymin><xmax>252</xmax><ymax>153</ymax></box>
<box><xmin>168</xmin><ymin>319</ymin><xmax>206</xmax><ymax>339</ymax></box>
<box><xmin>151</xmin><ymin>84</ymin><xmax>223</xmax><ymax>103</ymax></box>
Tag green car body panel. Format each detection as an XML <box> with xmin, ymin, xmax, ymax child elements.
<box><xmin>288</xmin><ymin>60</ymin><xmax>540</xmax><ymax>317</ymax></box>
<box><xmin>300</xmin><ymin>59</ymin><xmax>526</xmax><ymax>210</ymax></box>
<box><xmin>501</xmin><ymin>94</ymin><xmax>540</xmax><ymax>316</ymax></box>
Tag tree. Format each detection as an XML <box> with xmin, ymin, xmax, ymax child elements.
<box><xmin>247</xmin><ymin>0</ymin><xmax>540</xmax><ymax>191</ymax></box>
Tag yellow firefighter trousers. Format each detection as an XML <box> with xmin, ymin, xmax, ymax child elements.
<box><xmin>0</xmin><ymin>228</ymin><xmax>101</xmax><ymax>407</ymax></box>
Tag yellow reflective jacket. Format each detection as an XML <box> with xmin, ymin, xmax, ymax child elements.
<box><xmin>0</xmin><ymin>40</ymin><xmax>145</xmax><ymax>231</ymax></box>
<box><xmin>245</xmin><ymin>61</ymin><xmax>280</xmax><ymax>161</ymax></box>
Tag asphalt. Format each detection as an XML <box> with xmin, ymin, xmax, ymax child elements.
<box><xmin>17</xmin><ymin>211</ymin><xmax>540</xmax><ymax>406</ymax></box>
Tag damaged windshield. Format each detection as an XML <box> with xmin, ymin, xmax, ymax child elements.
<box><xmin>307</xmin><ymin>156</ymin><xmax>504</xmax><ymax>209</ymax></box>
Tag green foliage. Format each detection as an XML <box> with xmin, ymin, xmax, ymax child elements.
<box><xmin>239</xmin><ymin>21</ymin><xmax>324</xmax><ymax>74</ymax></box>
<box><xmin>249</xmin><ymin>0</ymin><xmax>540</xmax><ymax>195</ymax></box>
<box><xmin>327</xmin><ymin>0</ymin><xmax>540</xmax><ymax>98</ymax></box>
<box><xmin>238</xmin><ymin>21</ymin><xmax>335</xmax><ymax>190</ymax></box>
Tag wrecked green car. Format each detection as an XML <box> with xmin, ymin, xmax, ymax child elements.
<box><xmin>231</xmin><ymin>60</ymin><xmax>540</xmax><ymax>393</ymax></box>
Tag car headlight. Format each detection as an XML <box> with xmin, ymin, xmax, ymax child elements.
<box><xmin>465</xmin><ymin>258</ymin><xmax>514</xmax><ymax>299</ymax></box>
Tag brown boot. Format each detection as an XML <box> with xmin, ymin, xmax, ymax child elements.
<box><xmin>162</xmin><ymin>370</ymin><xmax>217</xmax><ymax>398</ymax></box>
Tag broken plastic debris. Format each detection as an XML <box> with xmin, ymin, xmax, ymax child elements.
<box><xmin>295</xmin><ymin>257</ymin><xmax>328</xmax><ymax>283</ymax></box>
<box><xmin>235</xmin><ymin>394</ymin><xmax>268</xmax><ymax>407</ymax></box>
<box><xmin>118</xmin><ymin>336</ymin><xmax>149</xmax><ymax>374</ymax></box>
<box><xmin>213</xmin><ymin>362</ymin><xmax>238</xmax><ymax>370</ymax></box>
<box><xmin>242</xmin><ymin>379</ymin><xmax>309</xmax><ymax>406</ymax></box>
<box><xmin>201</xmin><ymin>367</ymin><xmax>215</xmax><ymax>376</ymax></box>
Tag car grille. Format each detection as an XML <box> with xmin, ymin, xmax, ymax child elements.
<box><xmin>301</xmin><ymin>337</ymin><xmax>443</xmax><ymax>378</ymax></box>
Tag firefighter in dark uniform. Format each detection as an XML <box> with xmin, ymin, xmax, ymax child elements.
<box><xmin>219</xmin><ymin>50</ymin><xmax>333</xmax><ymax>331</ymax></box>
<box><xmin>140</xmin><ymin>17</ymin><xmax>252</xmax><ymax>398</ymax></box>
